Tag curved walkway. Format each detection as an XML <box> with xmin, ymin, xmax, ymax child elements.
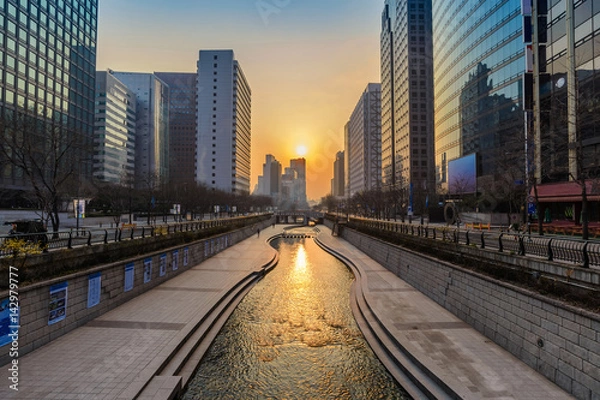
<box><xmin>0</xmin><ymin>224</ymin><xmax>574</xmax><ymax>399</ymax></box>
<box><xmin>0</xmin><ymin>226</ymin><xmax>280</xmax><ymax>400</ymax></box>
<box><xmin>315</xmin><ymin>227</ymin><xmax>573</xmax><ymax>400</ymax></box>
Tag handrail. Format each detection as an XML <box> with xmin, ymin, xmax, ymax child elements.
<box><xmin>0</xmin><ymin>215</ymin><xmax>271</xmax><ymax>258</ymax></box>
<box><xmin>337</xmin><ymin>216</ymin><xmax>600</xmax><ymax>269</ymax></box>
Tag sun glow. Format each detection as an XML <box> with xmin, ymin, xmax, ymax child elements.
<box><xmin>296</xmin><ymin>145</ymin><xmax>308</xmax><ymax>157</ymax></box>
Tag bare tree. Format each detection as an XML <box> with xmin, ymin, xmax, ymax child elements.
<box><xmin>0</xmin><ymin>111</ymin><xmax>90</xmax><ymax>233</ymax></box>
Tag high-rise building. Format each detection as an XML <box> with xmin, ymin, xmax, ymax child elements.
<box><xmin>290</xmin><ymin>158</ymin><xmax>307</xmax><ymax>207</ymax></box>
<box><xmin>344</xmin><ymin>83</ymin><xmax>381</xmax><ymax>198</ymax></box>
<box><xmin>261</xmin><ymin>154</ymin><xmax>281</xmax><ymax>198</ymax></box>
<box><xmin>93</xmin><ymin>70</ymin><xmax>136</xmax><ymax>185</ymax></box>
<box><xmin>332</xmin><ymin>150</ymin><xmax>345</xmax><ymax>197</ymax></box>
<box><xmin>535</xmin><ymin>1</ymin><xmax>600</xmax><ymax>181</ymax></box>
<box><xmin>281</xmin><ymin>167</ymin><xmax>297</xmax><ymax>207</ymax></box>
<box><xmin>380</xmin><ymin>0</ymin><xmax>435</xmax><ymax>214</ymax></box>
<box><xmin>0</xmin><ymin>0</ymin><xmax>98</xmax><ymax>199</ymax></box>
<box><xmin>528</xmin><ymin>1</ymin><xmax>600</xmax><ymax>221</ymax></box>
<box><xmin>381</xmin><ymin>0</ymin><xmax>397</xmax><ymax>190</ymax></box>
<box><xmin>196</xmin><ymin>50</ymin><xmax>251</xmax><ymax>194</ymax></box>
<box><xmin>433</xmin><ymin>0</ymin><xmax>525</xmax><ymax>196</ymax></box>
<box><xmin>112</xmin><ymin>72</ymin><xmax>169</xmax><ymax>188</ymax></box>
<box><xmin>154</xmin><ymin>72</ymin><xmax>197</xmax><ymax>185</ymax></box>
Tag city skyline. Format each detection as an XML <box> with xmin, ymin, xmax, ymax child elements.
<box><xmin>96</xmin><ymin>0</ymin><xmax>382</xmax><ymax>200</ymax></box>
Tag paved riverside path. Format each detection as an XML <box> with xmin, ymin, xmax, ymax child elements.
<box><xmin>315</xmin><ymin>228</ymin><xmax>573</xmax><ymax>400</ymax></box>
<box><xmin>0</xmin><ymin>225</ymin><xmax>280</xmax><ymax>400</ymax></box>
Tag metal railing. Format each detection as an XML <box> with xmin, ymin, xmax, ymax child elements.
<box><xmin>0</xmin><ymin>216</ymin><xmax>267</xmax><ymax>258</ymax></box>
<box><xmin>342</xmin><ymin>216</ymin><xmax>600</xmax><ymax>269</ymax></box>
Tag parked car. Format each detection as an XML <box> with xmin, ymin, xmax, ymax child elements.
<box><xmin>4</xmin><ymin>219</ymin><xmax>49</xmax><ymax>247</ymax></box>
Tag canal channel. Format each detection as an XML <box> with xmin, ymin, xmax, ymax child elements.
<box><xmin>182</xmin><ymin>228</ymin><xmax>409</xmax><ymax>399</ymax></box>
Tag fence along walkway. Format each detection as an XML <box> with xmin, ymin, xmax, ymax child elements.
<box><xmin>0</xmin><ymin>216</ymin><xmax>262</xmax><ymax>258</ymax></box>
<box><xmin>346</xmin><ymin>217</ymin><xmax>600</xmax><ymax>269</ymax></box>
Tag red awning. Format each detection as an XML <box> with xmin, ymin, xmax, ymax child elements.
<box><xmin>531</xmin><ymin>181</ymin><xmax>600</xmax><ymax>203</ymax></box>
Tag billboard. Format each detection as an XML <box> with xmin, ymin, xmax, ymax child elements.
<box><xmin>448</xmin><ymin>153</ymin><xmax>477</xmax><ymax>195</ymax></box>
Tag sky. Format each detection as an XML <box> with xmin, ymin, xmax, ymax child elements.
<box><xmin>96</xmin><ymin>0</ymin><xmax>382</xmax><ymax>201</ymax></box>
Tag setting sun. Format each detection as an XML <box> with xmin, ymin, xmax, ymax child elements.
<box><xmin>296</xmin><ymin>145</ymin><xmax>308</xmax><ymax>157</ymax></box>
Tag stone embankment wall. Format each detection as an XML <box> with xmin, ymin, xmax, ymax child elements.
<box><xmin>0</xmin><ymin>220</ymin><xmax>272</xmax><ymax>366</ymax></box>
<box><xmin>327</xmin><ymin>221</ymin><xmax>599</xmax><ymax>400</ymax></box>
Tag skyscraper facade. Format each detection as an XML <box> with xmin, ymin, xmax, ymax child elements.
<box><xmin>154</xmin><ymin>72</ymin><xmax>197</xmax><ymax>185</ymax></box>
<box><xmin>0</xmin><ymin>0</ymin><xmax>98</xmax><ymax>196</ymax></box>
<box><xmin>196</xmin><ymin>50</ymin><xmax>251</xmax><ymax>194</ymax></box>
<box><xmin>345</xmin><ymin>83</ymin><xmax>381</xmax><ymax>198</ymax></box>
<box><xmin>433</xmin><ymin>0</ymin><xmax>525</xmax><ymax>195</ymax></box>
<box><xmin>380</xmin><ymin>0</ymin><xmax>435</xmax><ymax>213</ymax></box>
<box><xmin>112</xmin><ymin>72</ymin><xmax>169</xmax><ymax>188</ymax></box>
<box><xmin>259</xmin><ymin>154</ymin><xmax>281</xmax><ymax>199</ymax></box>
<box><xmin>332</xmin><ymin>150</ymin><xmax>345</xmax><ymax>197</ymax></box>
<box><xmin>536</xmin><ymin>1</ymin><xmax>600</xmax><ymax>183</ymax></box>
<box><xmin>289</xmin><ymin>157</ymin><xmax>308</xmax><ymax>207</ymax></box>
<box><xmin>93</xmin><ymin>70</ymin><xmax>136</xmax><ymax>184</ymax></box>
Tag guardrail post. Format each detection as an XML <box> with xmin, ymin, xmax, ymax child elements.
<box><xmin>130</xmin><ymin>227</ymin><xmax>134</xmax><ymax>240</ymax></box>
<box><xmin>465</xmin><ymin>230</ymin><xmax>470</xmax><ymax>246</ymax></box>
<box><xmin>103</xmin><ymin>229</ymin><xmax>108</xmax><ymax>244</ymax></box>
<box><xmin>582</xmin><ymin>241</ymin><xmax>590</xmax><ymax>268</ymax></box>
<box><xmin>67</xmin><ymin>232</ymin><xmax>73</xmax><ymax>249</ymax></box>
<box><xmin>499</xmin><ymin>233</ymin><xmax>504</xmax><ymax>252</ymax></box>
<box><xmin>118</xmin><ymin>229</ymin><xmax>123</xmax><ymax>242</ymax></box>
<box><xmin>548</xmin><ymin>238</ymin><xmax>553</xmax><ymax>261</ymax></box>
<box><xmin>519</xmin><ymin>235</ymin><xmax>525</xmax><ymax>256</ymax></box>
<box><xmin>87</xmin><ymin>231</ymin><xmax>92</xmax><ymax>246</ymax></box>
<box><xmin>142</xmin><ymin>227</ymin><xmax>145</xmax><ymax>238</ymax></box>
<box><xmin>480</xmin><ymin>231</ymin><xmax>485</xmax><ymax>249</ymax></box>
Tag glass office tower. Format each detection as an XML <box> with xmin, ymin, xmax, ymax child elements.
<box><xmin>94</xmin><ymin>70</ymin><xmax>136</xmax><ymax>185</ymax></box>
<box><xmin>433</xmin><ymin>0</ymin><xmax>525</xmax><ymax>197</ymax></box>
<box><xmin>538</xmin><ymin>0</ymin><xmax>600</xmax><ymax>182</ymax></box>
<box><xmin>155</xmin><ymin>72</ymin><xmax>197</xmax><ymax>186</ymax></box>
<box><xmin>0</xmin><ymin>0</ymin><xmax>98</xmax><ymax>200</ymax></box>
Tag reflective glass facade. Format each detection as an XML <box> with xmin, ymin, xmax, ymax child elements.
<box><xmin>93</xmin><ymin>70</ymin><xmax>136</xmax><ymax>184</ymax></box>
<box><xmin>112</xmin><ymin>72</ymin><xmax>169</xmax><ymax>188</ymax></box>
<box><xmin>155</xmin><ymin>72</ymin><xmax>197</xmax><ymax>185</ymax></box>
<box><xmin>433</xmin><ymin>0</ymin><xmax>525</xmax><ymax>190</ymax></box>
<box><xmin>0</xmin><ymin>0</ymin><xmax>97</xmax><ymax>190</ymax></box>
<box><xmin>539</xmin><ymin>0</ymin><xmax>600</xmax><ymax>182</ymax></box>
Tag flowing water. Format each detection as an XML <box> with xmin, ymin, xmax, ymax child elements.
<box><xmin>183</xmin><ymin>229</ymin><xmax>409</xmax><ymax>399</ymax></box>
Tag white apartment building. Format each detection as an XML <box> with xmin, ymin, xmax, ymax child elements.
<box><xmin>345</xmin><ymin>83</ymin><xmax>382</xmax><ymax>197</ymax></box>
<box><xmin>196</xmin><ymin>50</ymin><xmax>251</xmax><ymax>194</ymax></box>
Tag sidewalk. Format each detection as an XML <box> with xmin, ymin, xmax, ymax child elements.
<box><xmin>315</xmin><ymin>228</ymin><xmax>573</xmax><ymax>400</ymax></box>
<box><xmin>0</xmin><ymin>225</ymin><xmax>280</xmax><ymax>400</ymax></box>
<box><xmin>1</xmin><ymin>224</ymin><xmax>574</xmax><ymax>399</ymax></box>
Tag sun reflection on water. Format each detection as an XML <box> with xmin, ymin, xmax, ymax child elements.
<box><xmin>183</xmin><ymin>232</ymin><xmax>408</xmax><ymax>399</ymax></box>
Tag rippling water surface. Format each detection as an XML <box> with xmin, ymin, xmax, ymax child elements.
<box><xmin>183</xmin><ymin>229</ymin><xmax>408</xmax><ymax>399</ymax></box>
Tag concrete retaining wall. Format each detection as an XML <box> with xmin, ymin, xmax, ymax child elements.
<box><xmin>328</xmin><ymin>221</ymin><xmax>600</xmax><ymax>400</ymax></box>
<box><xmin>0</xmin><ymin>220</ymin><xmax>272</xmax><ymax>366</ymax></box>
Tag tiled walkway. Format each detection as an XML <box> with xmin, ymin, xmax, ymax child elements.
<box><xmin>0</xmin><ymin>224</ymin><xmax>573</xmax><ymax>399</ymax></box>
<box><xmin>316</xmin><ymin>229</ymin><xmax>573</xmax><ymax>400</ymax></box>
<box><xmin>0</xmin><ymin>226</ymin><xmax>279</xmax><ymax>400</ymax></box>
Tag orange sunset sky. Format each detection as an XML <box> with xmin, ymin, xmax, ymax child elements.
<box><xmin>96</xmin><ymin>0</ymin><xmax>382</xmax><ymax>201</ymax></box>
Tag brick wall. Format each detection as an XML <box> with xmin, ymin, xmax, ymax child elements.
<box><xmin>333</xmin><ymin>223</ymin><xmax>599</xmax><ymax>400</ymax></box>
<box><xmin>0</xmin><ymin>220</ymin><xmax>272</xmax><ymax>366</ymax></box>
